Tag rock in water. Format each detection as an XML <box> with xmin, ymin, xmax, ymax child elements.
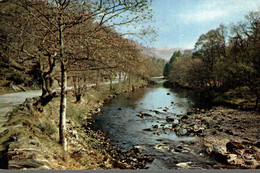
<box><xmin>180</xmin><ymin>115</ymin><xmax>188</xmax><ymax>120</ymax></box>
<box><xmin>166</xmin><ymin>116</ymin><xmax>174</xmax><ymax>122</ymax></box>
<box><xmin>176</xmin><ymin>162</ymin><xmax>191</xmax><ymax>168</ymax></box>
<box><xmin>177</xmin><ymin>129</ymin><xmax>187</xmax><ymax>136</ymax></box>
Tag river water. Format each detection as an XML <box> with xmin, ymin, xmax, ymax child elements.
<box><xmin>92</xmin><ymin>83</ymin><xmax>223</xmax><ymax>169</ymax></box>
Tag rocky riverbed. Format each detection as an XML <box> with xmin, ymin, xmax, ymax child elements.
<box><xmin>90</xmin><ymin>84</ymin><xmax>260</xmax><ymax>169</ymax></box>
<box><xmin>172</xmin><ymin>106</ymin><xmax>260</xmax><ymax>169</ymax></box>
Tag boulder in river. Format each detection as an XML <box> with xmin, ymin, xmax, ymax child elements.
<box><xmin>142</xmin><ymin>128</ymin><xmax>153</xmax><ymax>132</ymax></box>
<box><xmin>137</xmin><ymin>112</ymin><xmax>152</xmax><ymax>118</ymax></box>
<box><xmin>176</xmin><ymin>162</ymin><xmax>192</xmax><ymax>168</ymax></box>
<box><xmin>171</xmin><ymin>123</ymin><xmax>178</xmax><ymax>128</ymax></box>
<box><xmin>166</xmin><ymin>116</ymin><xmax>175</xmax><ymax>122</ymax></box>
<box><xmin>180</xmin><ymin>115</ymin><xmax>188</xmax><ymax>121</ymax></box>
<box><xmin>133</xmin><ymin>146</ymin><xmax>143</xmax><ymax>154</ymax></box>
<box><xmin>154</xmin><ymin>110</ymin><xmax>160</xmax><ymax>114</ymax></box>
<box><xmin>177</xmin><ymin>129</ymin><xmax>187</xmax><ymax>136</ymax></box>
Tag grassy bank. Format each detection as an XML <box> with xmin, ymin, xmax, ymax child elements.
<box><xmin>0</xmin><ymin>80</ymin><xmax>148</xmax><ymax>170</ymax></box>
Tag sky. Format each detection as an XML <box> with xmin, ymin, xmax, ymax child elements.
<box><xmin>130</xmin><ymin>0</ymin><xmax>260</xmax><ymax>49</ymax></box>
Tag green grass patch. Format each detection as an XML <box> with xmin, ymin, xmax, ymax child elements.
<box><xmin>67</xmin><ymin>106</ymin><xmax>89</xmax><ymax>125</ymax></box>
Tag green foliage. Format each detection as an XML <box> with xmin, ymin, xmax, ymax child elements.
<box><xmin>163</xmin><ymin>50</ymin><xmax>183</xmax><ymax>77</ymax></box>
<box><xmin>167</xmin><ymin>11</ymin><xmax>260</xmax><ymax>109</ymax></box>
<box><xmin>146</xmin><ymin>57</ymin><xmax>166</xmax><ymax>77</ymax></box>
<box><xmin>163</xmin><ymin>62</ymin><xmax>170</xmax><ymax>77</ymax></box>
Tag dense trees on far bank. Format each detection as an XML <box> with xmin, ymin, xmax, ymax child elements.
<box><xmin>164</xmin><ymin>11</ymin><xmax>260</xmax><ymax>110</ymax></box>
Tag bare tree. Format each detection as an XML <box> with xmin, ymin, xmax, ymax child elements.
<box><xmin>11</xmin><ymin>0</ymin><xmax>154</xmax><ymax>151</ymax></box>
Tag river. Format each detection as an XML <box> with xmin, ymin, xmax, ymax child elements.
<box><xmin>92</xmin><ymin>83</ymin><xmax>225</xmax><ymax>169</ymax></box>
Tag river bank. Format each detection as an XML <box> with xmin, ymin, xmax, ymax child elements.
<box><xmin>0</xmin><ymin>81</ymin><xmax>155</xmax><ymax>170</ymax></box>
<box><xmin>163</xmin><ymin>81</ymin><xmax>259</xmax><ymax>111</ymax></box>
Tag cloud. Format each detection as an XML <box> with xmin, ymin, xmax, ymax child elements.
<box><xmin>179</xmin><ymin>0</ymin><xmax>259</xmax><ymax>23</ymax></box>
<box><xmin>133</xmin><ymin>0</ymin><xmax>260</xmax><ymax>48</ymax></box>
<box><xmin>218</xmin><ymin>0</ymin><xmax>259</xmax><ymax>12</ymax></box>
<box><xmin>181</xmin><ymin>10</ymin><xmax>228</xmax><ymax>23</ymax></box>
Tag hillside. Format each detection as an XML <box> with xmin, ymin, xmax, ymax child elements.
<box><xmin>134</xmin><ymin>42</ymin><xmax>192</xmax><ymax>60</ymax></box>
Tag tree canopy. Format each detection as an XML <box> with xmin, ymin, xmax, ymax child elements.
<box><xmin>165</xmin><ymin>11</ymin><xmax>260</xmax><ymax>109</ymax></box>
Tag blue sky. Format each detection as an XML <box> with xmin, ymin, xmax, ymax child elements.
<box><xmin>131</xmin><ymin>0</ymin><xmax>260</xmax><ymax>49</ymax></box>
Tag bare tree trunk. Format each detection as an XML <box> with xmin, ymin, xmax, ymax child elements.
<box><xmin>75</xmin><ymin>75</ymin><xmax>84</xmax><ymax>103</ymax></box>
<box><xmin>95</xmin><ymin>69</ymin><xmax>99</xmax><ymax>89</ymax></box>
<box><xmin>39</xmin><ymin>58</ymin><xmax>56</xmax><ymax>106</ymax></box>
<box><xmin>58</xmin><ymin>12</ymin><xmax>67</xmax><ymax>151</ymax></box>
<box><xmin>76</xmin><ymin>94</ymin><xmax>82</xmax><ymax>102</ymax></box>
<box><xmin>123</xmin><ymin>72</ymin><xmax>127</xmax><ymax>83</ymax></box>
<box><xmin>59</xmin><ymin>60</ymin><xmax>67</xmax><ymax>151</ymax></box>
<box><xmin>128</xmin><ymin>72</ymin><xmax>131</xmax><ymax>90</ymax></box>
<box><xmin>110</xmin><ymin>76</ymin><xmax>113</xmax><ymax>91</ymax></box>
<box><xmin>119</xmin><ymin>72</ymin><xmax>121</xmax><ymax>83</ymax></box>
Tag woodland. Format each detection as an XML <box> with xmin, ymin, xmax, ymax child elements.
<box><xmin>164</xmin><ymin>12</ymin><xmax>260</xmax><ymax>110</ymax></box>
<box><xmin>0</xmin><ymin>0</ymin><xmax>165</xmax><ymax>151</ymax></box>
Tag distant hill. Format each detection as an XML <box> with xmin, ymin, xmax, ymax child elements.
<box><xmin>134</xmin><ymin>42</ymin><xmax>192</xmax><ymax>61</ymax></box>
